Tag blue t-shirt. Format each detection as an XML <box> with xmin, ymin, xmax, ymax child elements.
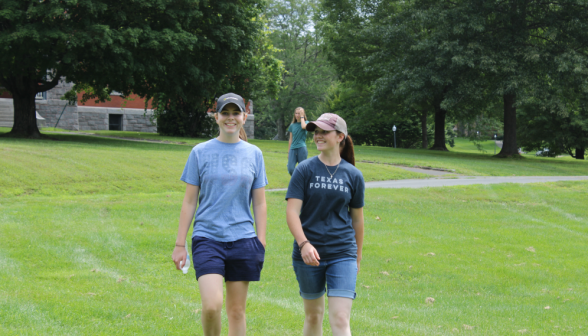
<box><xmin>286</xmin><ymin>156</ymin><xmax>365</xmax><ymax>261</ymax></box>
<box><xmin>181</xmin><ymin>139</ymin><xmax>268</xmax><ymax>242</ymax></box>
<box><xmin>288</xmin><ymin>122</ymin><xmax>307</xmax><ymax>150</ymax></box>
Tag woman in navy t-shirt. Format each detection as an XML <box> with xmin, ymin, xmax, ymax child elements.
<box><xmin>286</xmin><ymin>113</ymin><xmax>365</xmax><ymax>336</ymax></box>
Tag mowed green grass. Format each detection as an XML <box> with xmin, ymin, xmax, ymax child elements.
<box><xmin>1</xmin><ymin>128</ymin><xmax>587</xmax><ymax>198</ymax></box>
<box><xmin>1</xmin><ymin>129</ymin><xmax>588</xmax><ymax>335</ymax></box>
<box><xmin>31</xmin><ymin>127</ymin><xmax>588</xmax><ymax>175</ymax></box>
<box><xmin>0</xmin><ymin>132</ymin><xmax>426</xmax><ymax>198</ymax></box>
<box><xmin>1</xmin><ymin>183</ymin><xmax>587</xmax><ymax>335</ymax></box>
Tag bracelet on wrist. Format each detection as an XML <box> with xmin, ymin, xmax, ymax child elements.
<box><xmin>175</xmin><ymin>244</ymin><xmax>185</xmax><ymax>248</ymax></box>
<box><xmin>298</xmin><ymin>240</ymin><xmax>310</xmax><ymax>251</ymax></box>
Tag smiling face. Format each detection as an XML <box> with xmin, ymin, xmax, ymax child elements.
<box><xmin>294</xmin><ymin>110</ymin><xmax>301</xmax><ymax>121</ymax></box>
<box><xmin>313</xmin><ymin>127</ymin><xmax>344</xmax><ymax>152</ymax></box>
<box><xmin>215</xmin><ymin>103</ymin><xmax>247</xmax><ymax>138</ymax></box>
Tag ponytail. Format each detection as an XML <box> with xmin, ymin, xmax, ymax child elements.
<box><xmin>339</xmin><ymin>134</ymin><xmax>355</xmax><ymax>166</ymax></box>
<box><xmin>239</xmin><ymin>128</ymin><xmax>248</xmax><ymax>142</ymax></box>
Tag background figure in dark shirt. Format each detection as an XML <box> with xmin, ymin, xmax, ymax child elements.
<box><xmin>286</xmin><ymin>113</ymin><xmax>365</xmax><ymax>336</ymax></box>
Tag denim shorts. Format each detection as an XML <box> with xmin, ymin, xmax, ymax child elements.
<box><xmin>192</xmin><ymin>236</ymin><xmax>265</xmax><ymax>282</ymax></box>
<box><xmin>292</xmin><ymin>257</ymin><xmax>358</xmax><ymax>300</ymax></box>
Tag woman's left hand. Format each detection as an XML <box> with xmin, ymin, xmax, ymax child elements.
<box><xmin>259</xmin><ymin>237</ymin><xmax>267</xmax><ymax>249</ymax></box>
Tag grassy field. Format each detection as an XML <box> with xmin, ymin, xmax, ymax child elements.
<box><xmin>2</xmin><ymin>127</ymin><xmax>587</xmax><ymax>187</ymax></box>
<box><xmin>1</xmin><ymin>183</ymin><xmax>587</xmax><ymax>335</ymax></box>
<box><xmin>0</xmin><ymin>133</ymin><xmax>424</xmax><ymax>198</ymax></box>
<box><xmin>1</xmin><ymin>129</ymin><xmax>588</xmax><ymax>335</ymax></box>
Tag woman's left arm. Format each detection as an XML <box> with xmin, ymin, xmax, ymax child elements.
<box><xmin>350</xmin><ymin>207</ymin><xmax>364</xmax><ymax>272</ymax></box>
<box><xmin>252</xmin><ymin>187</ymin><xmax>267</xmax><ymax>248</ymax></box>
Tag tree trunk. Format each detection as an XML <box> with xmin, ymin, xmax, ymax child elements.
<box><xmin>576</xmin><ymin>148</ymin><xmax>585</xmax><ymax>160</ymax></box>
<box><xmin>8</xmin><ymin>75</ymin><xmax>42</xmax><ymax>138</ymax></box>
<box><xmin>421</xmin><ymin>110</ymin><xmax>428</xmax><ymax>149</ymax></box>
<box><xmin>430</xmin><ymin>96</ymin><xmax>448</xmax><ymax>151</ymax></box>
<box><xmin>276</xmin><ymin>115</ymin><xmax>286</xmax><ymax>140</ymax></box>
<box><xmin>497</xmin><ymin>93</ymin><xmax>519</xmax><ymax>157</ymax></box>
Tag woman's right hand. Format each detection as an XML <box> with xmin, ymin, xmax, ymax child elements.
<box><xmin>172</xmin><ymin>246</ymin><xmax>187</xmax><ymax>270</ymax></box>
<box><xmin>301</xmin><ymin>243</ymin><xmax>321</xmax><ymax>266</ymax></box>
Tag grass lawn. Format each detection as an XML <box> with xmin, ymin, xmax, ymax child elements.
<box><xmin>1</xmin><ymin>182</ymin><xmax>587</xmax><ymax>335</ymax></box>
<box><xmin>10</xmin><ymin>126</ymin><xmax>588</xmax><ymax>176</ymax></box>
<box><xmin>1</xmin><ymin>129</ymin><xmax>587</xmax><ymax>335</ymax></box>
<box><xmin>0</xmin><ymin>134</ymin><xmax>424</xmax><ymax>198</ymax></box>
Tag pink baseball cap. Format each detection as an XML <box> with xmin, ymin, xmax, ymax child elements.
<box><xmin>306</xmin><ymin>113</ymin><xmax>348</xmax><ymax>137</ymax></box>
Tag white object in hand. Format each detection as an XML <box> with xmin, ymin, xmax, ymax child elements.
<box><xmin>180</xmin><ymin>244</ymin><xmax>191</xmax><ymax>274</ymax></box>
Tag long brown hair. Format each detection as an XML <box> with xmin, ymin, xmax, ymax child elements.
<box><xmin>239</xmin><ymin>127</ymin><xmax>248</xmax><ymax>142</ymax></box>
<box><xmin>338</xmin><ymin>133</ymin><xmax>355</xmax><ymax>166</ymax></box>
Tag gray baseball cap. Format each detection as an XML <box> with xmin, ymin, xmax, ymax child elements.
<box><xmin>306</xmin><ymin>113</ymin><xmax>348</xmax><ymax>137</ymax></box>
<box><xmin>216</xmin><ymin>93</ymin><xmax>246</xmax><ymax>113</ymax></box>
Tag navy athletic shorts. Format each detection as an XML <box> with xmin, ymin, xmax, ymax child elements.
<box><xmin>191</xmin><ymin>236</ymin><xmax>265</xmax><ymax>281</ymax></box>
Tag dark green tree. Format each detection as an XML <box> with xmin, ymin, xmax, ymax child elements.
<box><xmin>152</xmin><ymin>17</ymin><xmax>285</xmax><ymax>137</ymax></box>
<box><xmin>254</xmin><ymin>0</ymin><xmax>337</xmax><ymax>140</ymax></box>
<box><xmin>519</xmin><ymin>91</ymin><xmax>588</xmax><ymax>160</ymax></box>
<box><xmin>321</xmin><ymin>0</ymin><xmax>588</xmax><ymax>157</ymax></box>
<box><xmin>320</xmin><ymin>0</ymin><xmax>470</xmax><ymax>150</ymax></box>
<box><xmin>411</xmin><ymin>0</ymin><xmax>588</xmax><ymax>157</ymax></box>
<box><xmin>0</xmin><ymin>0</ymin><xmax>268</xmax><ymax>138</ymax></box>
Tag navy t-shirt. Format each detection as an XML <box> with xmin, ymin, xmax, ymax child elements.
<box><xmin>286</xmin><ymin>156</ymin><xmax>365</xmax><ymax>261</ymax></box>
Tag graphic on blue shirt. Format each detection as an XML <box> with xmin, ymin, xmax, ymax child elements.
<box><xmin>286</xmin><ymin>156</ymin><xmax>365</xmax><ymax>261</ymax></box>
<box><xmin>181</xmin><ymin>139</ymin><xmax>268</xmax><ymax>242</ymax></box>
<box><xmin>309</xmin><ymin>175</ymin><xmax>349</xmax><ymax>193</ymax></box>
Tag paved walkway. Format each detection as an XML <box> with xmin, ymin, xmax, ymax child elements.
<box><xmin>392</xmin><ymin>166</ymin><xmax>455</xmax><ymax>176</ymax></box>
<box><xmin>268</xmin><ymin>176</ymin><xmax>588</xmax><ymax>191</ymax></box>
<box><xmin>364</xmin><ymin>175</ymin><xmax>588</xmax><ymax>189</ymax></box>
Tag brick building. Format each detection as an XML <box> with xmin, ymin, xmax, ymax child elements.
<box><xmin>0</xmin><ymin>80</ymin><xmax>255</xmax><ymax>138</ymax></box>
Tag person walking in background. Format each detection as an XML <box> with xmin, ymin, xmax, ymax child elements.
<box><xmin>285</xmin><ymin>113</ymin><xmax>365</xmax><ymax>336</ymax></box>
<box><xmin>172</xmin><ymin>92</ymin><xmax>268</xmax><ymax>336</ymax></box>
<box><xmin>287</xmin><ymin>107</ymin><xmax>308</xmax><ymax>175</ymax></box>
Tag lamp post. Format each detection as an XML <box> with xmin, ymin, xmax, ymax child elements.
<box><xmin>494</xmin><ymin>133</ymin><xmax>497</xmax><ymax>154</ymax></box>
<box><xmin>392</xmin><ymin>125</ymin><xmax>397</xmax><ymax>148</ymax></box>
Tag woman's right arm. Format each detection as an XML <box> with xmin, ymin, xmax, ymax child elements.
<box><xmin>300</xmin><ymin>111</ymin><xmax>307</xmax><ymax>130</ymax></box>
<box><xmin>286</xmin><ymin>198</ymin><xmax>320</xmax><ymax>266</ymax></box>
<box><xmin>172</xmin><ymin>183</ymin><xmax>200</xmax><ymax>270</ymax></box>
<box><xmin>288</xmin><ymin>132</ymin><xmax>293</xmax><ymax>153</ymax></box>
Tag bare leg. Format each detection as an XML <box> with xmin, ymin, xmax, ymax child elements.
<box><xmin>327</xmin><ymin>297</ymin><xmax>353</xmax><ymax>336</ymax></box>
<box><xmin>303</xmin><ymin>296</ymin><xmax>325</xmax><ymax>336</ymax></box>
<box><xmin>198</xmin><ymin>274</ymin><xmax>224</xmax><ymax>336</ymax></box>
<box><xmin>226</xmin><ymin>281</ymin><xmax>250</xmax><ymax>336</ymax></box>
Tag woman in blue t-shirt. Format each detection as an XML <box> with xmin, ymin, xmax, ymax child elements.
<box><xmin>287</xmin><ymin>107</ymin><xmax>308</xmax><ymax>175</ymax></box>
<box><xmin>286</xmin><ymin>113</ymin><xmax>365</xmax><ymax>336</ymax></box>
<box><xmin>172</xmin><ymin>93</ymin><xmax>268</xmax><ymax>336</ymax></box>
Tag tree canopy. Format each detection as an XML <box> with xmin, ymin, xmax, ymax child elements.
<box><xmin>3</xmin><ymin>0</ymin><xmax>587</xmax><ymax>159</ymax></box>
<box><xmin>318</xmin><ymin>0</ymin><xmax>588</xmax><ymax>157</ymax></box>
<box><xmin>0</xmin><ymin>0</ymin><xmax>272</xmax><ymax>137</ymax></box>
<box><xmin>254</xmin><ymin>0</ymin><xmax>337</xmax><ymax>140</ymax></box>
